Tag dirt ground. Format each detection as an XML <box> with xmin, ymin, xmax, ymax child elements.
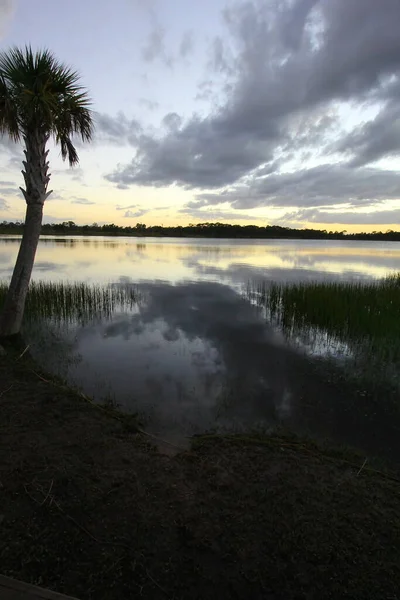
<box><xmin>1</xmin><ymin>347</ymin><xmax>400</xmax><ymax>600</ymax></box>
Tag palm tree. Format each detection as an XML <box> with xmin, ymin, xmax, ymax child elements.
<box><xmin>0</xmin><ymin>47</ymin><xmax>93</xmax><ymax>337</ymax></box>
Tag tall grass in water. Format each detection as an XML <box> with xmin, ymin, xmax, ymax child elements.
<box><xmin>252</xmin><ymin>274</ymin><xmax>400</xmax><ymax>386</ymax></box>
<box><xmin>0</xmin><ymin>280</ymin><xmax>139</xmax><ymax>324</ymax></box>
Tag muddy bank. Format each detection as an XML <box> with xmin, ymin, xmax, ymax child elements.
<box><xmin>0</xmin><ymin>348</ymin><xmax>399</xmax><ymax>599</ymax></box>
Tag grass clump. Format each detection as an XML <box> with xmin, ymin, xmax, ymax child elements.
<box><xmin>255</xmin><ymin>274</ymin><xmax>400</xmax><ymax>351</ymax></box>
<box><xmin>0</xmin><ymin>280</ymin><xmax>139</xmax><ymax>324</ymax></box>
<box><xmin>251</xmin><ymin>274</ymin><xmax>400</xmax><ymax>389</ymax></box>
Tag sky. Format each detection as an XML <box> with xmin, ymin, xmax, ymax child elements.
<box><xmin>0</xmin><ymin>0</ymin><xmax>399</xmax><ymax>232</ymax></box>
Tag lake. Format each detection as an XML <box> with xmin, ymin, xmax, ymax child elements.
<box><xmin>1</xmin><ymin>236</ymin><xmax>400</xmax><ymax>459</ymax></box>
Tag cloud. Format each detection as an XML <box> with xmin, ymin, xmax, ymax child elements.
<box><xmin>162</xmin><ymin>112</ymin><xmax>182</xmax><ymax>131</ymax></box>
<box><xmin>124</xmin><ymin>209</ymin><xmax>148</xmax><ymax>218</ymax></box>
<box><xmin>121</xmin><ymin>205</ymin><xmax>166</xmax><ymax>218</ymax></box>
<box><xmin>208</xmin><ymin>35</ymin><xmax>234</xmax><ymax>77</ymax></box>
<box><xmin>0</xmin><ymin>185</ymin><xmax>19</xmax><ymax>196</ymax></box>
<box><xmin>105</xmin><ymin>110</ymin><xmax>279</xmax><ymax>189</ymax></box>
<box><xmin>104</xmin><ymin>0</ymin><xmax>400</xmax><ymax>220</ymax></box>
<box><xmin>71</xmin><ymin>197</ymin><xmax>96</xmax><ymax>205</ymax></box>
<box><xmin>192</xmin><ymin>164</ymin><xmax>400</xmax><ymax>210</ymax></box>
<box><xmin>0</xmin><ymin>197</ymin><xmax>9</xmax><ymax>210</ymax></box>
<box><xmin>140</xmin><ymin>6</ymin><xmax>193</xmax><ymax>66</ymax></box>
<box><xmin>334</xmin><ymin>86</ymin><xmax>400</xmax><ymax>167</ymax></box>
<box><xmin>46</xmin><ymin>192</ymin><xmax>64</xmax><ymax>201</ymax></box>
<box><xmin>116</xmin><ymin>204</ymin><xmax>138</xmax><ymax>211</ymax></box>
<box><xmin>0</xmin><ymin>0</ymin><xmax>15</xmax><ymax>37</ymax></box>
<box><xmin>179</xmin><ymin>206</ymin><xmax>264</xmax><ymax>222</ymax></box>
<box><xmin>54</xmin><ymin>166</ymin><xmax>85</xmax><ymax>182</ymax></box>
<box><xmin>95</xmin><ymin>113</ymin><xmax>142</xmax><ymax>146</ymax></box>
<box><xmin>179</xmin><ymin>31</ymin><xmax>194</xmax><ymax>59</ymax></box>
<box><xmin>281</xmin><ymin>207</ymin><xmax>400</xmax><ymax>226</ymax></box>
<box><xmin>8</xmin><ymin>156</ymin><xmax>22</xmax><ymax>168</ymax></box>
<box><xmin>0</xmin><ymin>134</ymin><xmax>21</xmax><ymax>158</ymax></box>
<box><xmin>141</xmin><ymin>25</ymin><xmax>174</xmax><ymax>67</ymax></box>
<box><xmin>138</xmin><ymin>98</ymin><xmax>160</xmax><ymax>111</ymax></box>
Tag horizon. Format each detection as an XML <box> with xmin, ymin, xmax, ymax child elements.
<box><xmin>0</xmin><ymin>1</ymin><xmax>399</xmax><ymax>233</ymax></box>
<box><xmin>1</xmin><ymin>218</ymin><xmax>399</xmax><ymax>237</ymax></box>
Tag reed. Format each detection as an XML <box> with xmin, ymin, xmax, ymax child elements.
<box><xmin>0</xmin><ymin>280</ymin><xmax>139</xmax><ymax>324</ymax></box>
<box><xmin>250</xmin><ymin>274</ymin><xmax>400</xmax><ymax>384</ymax></box>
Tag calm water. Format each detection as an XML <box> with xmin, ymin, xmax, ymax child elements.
<box><xmin>2</xmin><ymin>236</ymin><xmax>400</xmax><ymax>458</ymax></box>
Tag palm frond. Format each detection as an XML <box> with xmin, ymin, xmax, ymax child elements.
<box><xmin>0</xmin><ymin>45</ymin><xmax>94</xmax><ymax>161</ymax></box>
<box><xmin>59</xmin><ymin>135</ymin><xmax>79</xmax><ymax>166</ymax></box>
<box><xmin>0</xmin><ymin>73</ymin><xmax>20</xmax><ymax>141</ymax></box>
<box><xmin>58</xmin><ymin>93</ymin><xmax>93</xmax><ymax>141</ymax></box>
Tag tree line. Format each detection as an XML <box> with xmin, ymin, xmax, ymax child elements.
<box><xmin>0</xmin><ymin>220</ymin><xmax>399</xmax><ymax>241</ymax></box>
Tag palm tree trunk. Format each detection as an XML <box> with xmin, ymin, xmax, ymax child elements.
<box><xmin>0</xmin><ymin>131</ymin><xmax>51</xmax><ymax>338</ymax></box>
<box><xmin>0</xmin><ymin>203</ymin><xmax>43</xmax><ymax>336</ymax></box>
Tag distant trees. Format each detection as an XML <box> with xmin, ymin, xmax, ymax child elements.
<box><xmin>0</xmin><ymin>220</ymin><xmax>399</xmax><ymax>242</ymax></box>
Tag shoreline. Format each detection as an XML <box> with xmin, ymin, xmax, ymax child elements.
<box><xmin>1</xmin><ymin>231</ymin><xmax>400</xmax><ymax>242</ymax></box>
<box><xmin>1</xmin><ymin>343</ymin><xmax>400</xmax><ymax>598</ymax></box>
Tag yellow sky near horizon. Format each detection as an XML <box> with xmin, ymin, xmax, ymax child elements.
<box><xmin>0</xmin><ymin>174</ymin><xmax>397</xmax><ymax>235</ymax></box>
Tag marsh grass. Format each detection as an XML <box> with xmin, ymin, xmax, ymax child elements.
<box><xmin>0</xmin><ymin>280</ymin><xmax>139</xmax><ymax>324</ymax></box>
<box><xmin>250</xmin><ymin>274</ymin><xmax>400</xmax><ymax>389</ymax></box>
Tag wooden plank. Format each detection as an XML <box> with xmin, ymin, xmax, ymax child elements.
<box><xmin>0</xmin><ymin>576</ymin><xmax>79</xmax><ymax>600</ymax></box>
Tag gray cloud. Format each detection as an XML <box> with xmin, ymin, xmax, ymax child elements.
<box><xmin>138</xmin><ymin>98</ymin><xmax>160</xmax><ymax>111</ymax></box>
<box><xmin>334</xmin><ymin>90</ymin><xmax>400</xmax><ymax>167</ymax></box>
<box><xmin>116</xmin><ymin>204</ymin><xmax>138</xmax><ymax>211</ymax></box>
<box><xmin>7</xmin><ymin>157</ymin><xmax>22</xmax><ymax>171</ymax></box>
<box><xmin>0</xmin><ymin>134</ymin><xmax>21</xmax><ymax>158</ymax></box>
<box><xmin>179</xmin><ymin>31</ymin><xmax>194</xmax><ymax>59</ymax></box>
<box><xmin>121</xmin><ymin>205</ymin><xmax>166</xmax><ymax>218</ymax></box>
<box><xmin>179</xmin><ymin>207</ymin><xmax>264</xmax><ymax>222</ymax></box>
<box><xmin>71</xmin><ymin>198</ymin><xmax>96</xmax><ymax>205</ymax></box>
<box><xmin>162</xmin><ymin>112</ymin><xmax>182</xmax><ymax>131</ymax></box>
<box><xmin>0</xmin><ymin>0</ymin><xmax>13</xmax><ymax>15</ymax></box>
<box><xmin>104</xmin><ymin>0</ymin><xmax>400</xmax><ymax>221</ymax></box>
<box><xmin>192</xmin><ymin>165</ymin><xmax>400</xmax><ymax>210</ymax></box>
<box><xmin>282</xmin><ymin>207</ymin><xmax>400</xmax><ymax>225</ymax></box>
<box><xmin>54</xmin><ymin>166</ymin><xmax>85</xmax><ymax>182</ymax></box>
<box><xmin>208</xmin><ymin>35</ymin><xmax>234</xmax><ymax>77</ymax></box>
<box><xmin>141</xmin><ymin>25</ymin><xmax>174</xmax><ymax>67</ymax></box>
<box><xmin>135</xmin><ymin>0</ymin><xmax>196</xmax><ymax>69</ymax></box>
<box><xmin>0</xmin><ymin>1</ymin><xmax>15</xmax><ymax>37</ymax></box>
<box><xmin>124</xmin><ymin>209</ymin><xmax>148</xmax><ymax>218</ymax></box>
<box><xmin>95</xmin><ymin>113</ymin><xmax>142</xmax><ymax>146</ymax></box>
<box><xmin>0</xmin><ymin>186</ymin><xmax>19</xmax><ymax>196</ymax></box>
<box><xmin>46</xmin><ymin>192</ymin><xmax>64</xmax><ymax>201</ymax></box>
<box><xmin>0</xmin><ymin>197</ymin><xmax>9</xmax><ymax>210</ymax></box>
<box><xmin>195</xmin><ymin>79</ymin><xmax>217</xmax><ymax>103</ymax></box>
<box><xmin>141</xmin><ymin>21</ymin><xmax>194</xmax><ymax>67</ymax></box>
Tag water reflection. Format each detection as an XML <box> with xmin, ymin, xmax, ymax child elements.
<box><xmin>2</xmin><ymin>236</ymin><xmax>400</xmax><ymax>284</ymax></box>
<box><xmin>22</xmin><ymin>278</ymin><xmax>400</xmax><ymax>463</ymax></box>
<box><xmin>2</xmin><ymin>235</ymin><xmax>400</xmax><ymax>462</ymax></box>
<box><xmin>48</xmin><ymin>282</ymin><xmax>290</xmax><ymax>435</ymax></box>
